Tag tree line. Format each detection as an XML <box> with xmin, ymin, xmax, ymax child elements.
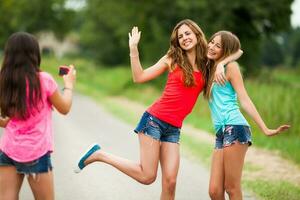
<box><xmin>0</xmin><ymin>0</ymin><xmax>299</xmax><ymax>73</ymax></box>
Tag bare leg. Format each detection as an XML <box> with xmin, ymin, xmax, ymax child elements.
<box><xmin>223</xmin><ymin>143</ymin><xmax>248</xmax><ymax>200</ymax></box>
<box><xmin>160</xmin><ymin>142</ymin><xmax>180</xmax><ymax>200</ymax></box>
<box><xmin>209</xmin><ymin>149</ymin><xmax>225</xmax><ymax>200</ymax></box>
<box><xmin>0</xmin><ymin>166</ymin><xmax>24</xmax><ymax>200</ymax></box>
<box><xmin>27</xmin><ymin>171</ymin><xmax>54</xmax><ymax>200</ymax></box>
<box><xmin>85</xmin><ymin>133</ymin><xmax>161</xmax><ymax>184</ymax></box>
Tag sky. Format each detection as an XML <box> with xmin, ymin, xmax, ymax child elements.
<box><xmin>291</xmin><ymin>0</ymin><xmax>300</xmax><ymax>27</ymax></box>
<box><xmin>65</xmin><ymin>0</ymin><xmax>300</xmax><ymax>28</ymax></box>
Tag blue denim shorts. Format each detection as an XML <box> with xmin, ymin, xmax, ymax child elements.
<box><xmin>134</xmin><ymin>112</ymin><xmax>181</xmax><ymax>143</ymax></box>
<box><xmin>215</xmin><ymin>125</ymin><xmax>252</xmax><ymax>149</ymax></box>
<box><xmin>0</xmin><ymin>151</ymin><xmax>53</xmax><ymax>174</ymax></box>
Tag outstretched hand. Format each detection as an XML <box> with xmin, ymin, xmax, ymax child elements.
<box><xmin>128</xmin><ymin>26</ymin><xmax>141</xmax><ymax>48</ymax></box>
<box><xmin>264</xmin><ymin>125</ymin><xmax>291</xmax><ymax>136</ymax></box>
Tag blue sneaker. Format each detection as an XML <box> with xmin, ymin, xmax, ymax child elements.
<box><xmin>74</xmin><ymin>143</ymin><xmax>101</xmax><ymax>173</ymax></box>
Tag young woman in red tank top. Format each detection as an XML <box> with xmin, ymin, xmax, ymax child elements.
<box><xmin>75</xmin><ymin>19</ymin><xmax>240</xmax><ymax>200</ymax></box>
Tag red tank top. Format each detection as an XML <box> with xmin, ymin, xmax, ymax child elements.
<box><xmin>147</xmin><ymin>66</ymin><xmax>205</xmax><ymax>128</ymax></box>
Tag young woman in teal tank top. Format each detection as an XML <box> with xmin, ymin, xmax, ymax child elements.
<box><xmin>204</xmin><ymin>31</ymin><xmax>290</xmax><ymax>200</ymax></box>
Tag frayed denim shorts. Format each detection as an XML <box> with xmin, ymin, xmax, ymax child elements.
<box><xmin>134</xmin><ymin>112</ymin><xmax>181</xmax><ymax>143</ymax></box>
<box><xmin>215</xmin><ymin>125</ymin><xmax>252</xmax><ymax>149</ymax></box>
<box><xmin>0</xmin><ymin>151</ymin><xmax>53</xmax><ymax>175</ymax></box>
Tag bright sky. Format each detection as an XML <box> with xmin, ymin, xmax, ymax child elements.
<box><xmin>291</xmin><ymin>0</ymin><xmax>300</xmax><ymax>27</ymax></box>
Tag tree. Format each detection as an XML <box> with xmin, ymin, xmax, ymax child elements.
<box><xmin>198</xmin><ymin>0</ymin><xmax>293</xmax><ymax>74</ymax></box>
<box><xmin>288</xmin><ymin>28</ymin><xmax>300</xmax><ymax>67</ymax></box>
<box><xmin>79</xmin><ymin>0</ymin><xmax>293</xmax><ymax>73</ymax></box>
<box><xmin>0</xmin><ymin>0</ymin><xmax>74</xmax><ymax>48</ymax></box>
<box><xmin>261</xmin><ymin>36</ymin><xmax>285</xmax><ymax>67</ymax></box>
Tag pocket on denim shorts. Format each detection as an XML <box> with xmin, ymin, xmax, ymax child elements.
<box><xmin>0</xmin><ymin>150</ymin><xmax>13</xmax><ymax>166</ymax></box>
<box><xmin>143</xmin><ymin>116</ymin><xmax>162</xmax><ymax>140</ymax></box>
<box><xmin>134</xmin><ymin>112</ymin><xmax>150</xmax><ymax>133</ymax></box>
<box><xmin>232</xmin><ymin>125</ymin><xmax>252</xmax><ymax>146</ymax></box>
<box><xmin>15</xmin><ymin>152</ymin><xmax>52</xmax><ymax>174</ymax></box>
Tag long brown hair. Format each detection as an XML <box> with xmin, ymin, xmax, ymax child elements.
<box><xmin>167</xmin><ymin>19</ymin><xmax>208</xmax><ymax>87</ymax></box>
<box><xmin>0</xmin><ymin>32</ymin><xmax>42</xmax><ymax>119</ymax></box>
<box><xmin>203</xmin><ymin>31</ymin><xmax>241</xmax><ymax>99</ymax></box>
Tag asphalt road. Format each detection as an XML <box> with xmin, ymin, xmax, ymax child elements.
<box><xmin>15</xmin><ymin>94</ymin><xmax>211</xmax><ymax>200</ymax></box>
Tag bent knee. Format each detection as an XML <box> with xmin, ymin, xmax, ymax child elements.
<box><xmin>139</xmin><ymin>174</ymin><xmax>157</xmax><ymax>185</ymax></box>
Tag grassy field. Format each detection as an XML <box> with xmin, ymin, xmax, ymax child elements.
<box><xmin>42</xmin><ymin>56</ymin><xmax>300</xmax><ymax>165</ymax></box>
<box><xmin>41</xmin><ymin>56</ymin><xmax>300</xmax><ymax>200</ymax></box>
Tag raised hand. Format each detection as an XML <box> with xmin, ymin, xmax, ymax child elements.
<box><xmin>63</xmin><ymin>64</ymin><xmax>76</xmax><ymax>89</ymax></box>
<box><xmin>264</xmin><ymin>124</ymin><xmax>291</xmax><ymax>136</ymax></box>
<box><xmin>128</xmin><ymin>26</ymin><xmax>141</xmax><ymax>48</ymax></box>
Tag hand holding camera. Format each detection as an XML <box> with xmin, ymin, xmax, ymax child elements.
<box><xmin>59</xmin><ymin>65</ymin><xmax>70</xmax><ymax>76</ymax></box>
<box><xmin>58</xmin><ymin>65</ymin><xmax>76</xmax><ymax>90</ymax></box>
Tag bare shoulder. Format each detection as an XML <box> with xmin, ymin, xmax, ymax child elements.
<box><xmin>226</xmin><ymin>61</ymin><xmax>243</xmax><ymax>80</ymax></box>
<box><xmin>227</xmin><ymin>61</ymin><xmax>240</xmax><ymax>69</ymax></box>
<box><xmin>227</xmin><ymin>61</ymin><xmax>241</xmax><ymax>73</ymax></box>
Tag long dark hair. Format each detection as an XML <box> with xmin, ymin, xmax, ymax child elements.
<box><xmin>0</xmin><ymin>32</ymin><xmax>42</xmax><ymax>119</ymax></box>
<box><xmin>203</xmin><ymin>31</ymin><xmax>241</xmax><ymax>99</ymax></box>
<box><xmin>167</xmin><ymin>19</ymin><xmax>208</xmax><ymax>87</ymax></box>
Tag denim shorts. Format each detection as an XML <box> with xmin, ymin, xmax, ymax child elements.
<box><xmin>134</xmin><ymin>112</ymin><xmax>181</xmax><ymax>143</ymax></box>
<box><xmin>0</xmin><ymin>151</ymin><xmax>53</xmax><ymax>174</ymax></box>
<box><xmin>215</xmin><ymin>125</ymin><xmax>252</xmax><ymax>149</ymax></box>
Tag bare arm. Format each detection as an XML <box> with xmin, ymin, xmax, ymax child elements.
<box><xmin>49</xmin><ymin>65</ymin><xmax>76</xmax><ymax>115</ymax></box>
<box><xmin>227</xmin><ymin>62</ymin><xmax>290</xmax><ymax>136</ymax></box>
<box><xmin>215</xmin><ymin>49</ymin><xmax>243</xmax><ymax>85</ymax></box>
<box><xmin>128</xmin><ymin>27</ymin><xmax>169</xmax><ymax>83</ymax></box>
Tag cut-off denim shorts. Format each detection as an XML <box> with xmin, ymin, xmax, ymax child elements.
<box><xmin>0</xmin><ymin>151</ymin><xmax>53</xmax><ymax>175</ymax></box>
<box><xmin>215</xmin><ymin>125</ymin><xmax>252</xmax><ymax>149</ymax></box>
<box><xmin>134</xmin><ymin>112</ymin><xmax>181</xmax><ymax>143</ymax></box>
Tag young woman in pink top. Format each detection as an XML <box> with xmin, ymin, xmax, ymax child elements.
<box><xmin>0</xmin><ymin>32</ymin><xmax>76</xmax><ymax>200</ymax></box>
<box><xmin>75</xmin><ymin>19</ymin><xmax>240</xmax><ymax>200</ymax></box>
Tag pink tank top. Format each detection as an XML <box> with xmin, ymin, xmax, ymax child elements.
<box><xmin>147</xmin><ymin>66</ymin><xmax>205</xmax><ymax>127</ymax></box>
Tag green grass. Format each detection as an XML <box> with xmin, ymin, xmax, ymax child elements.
<box><xmin>41</xmin><ymin>56</ymin><xmax>300</xmax><ymax>165</ymax></box>
<box><xmin>180</xmin><ymin>133</ymin><xmax>213</xmax><ymax>165</ymax></box>
<box><xmin>244</xmin><ymin>180</ymin><xmax>300</xmax><ymax>200</ymax></box>
<box><xmin>40</xmin><ymin>56</ymin><xmax>300</xmax><ymax>200</ymax></box>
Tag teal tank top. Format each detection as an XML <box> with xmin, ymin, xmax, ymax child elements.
<box><xmin>208</xmin><ymin>77</ymin><xmax>249</xmax><ymax>132</ymax></box>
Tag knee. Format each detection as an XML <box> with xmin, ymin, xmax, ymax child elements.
<box><xmin>209</xmin><ymin>186</ymin><xmax>224</xmax><ymax>200</ymax></box>
<box><xmin>224</xmin><ymin>184</ymin><xmax>241</xmax><ymax>197</ymax></box>
<box><xmin>163</xmin><ymin>177</ymin><xmax>177</xmax><ymax>192</ymax></box>
<box><xmin>139</xmin><ymin>173</ymin><xmax>157</xmax><ymax>185</ymax></box>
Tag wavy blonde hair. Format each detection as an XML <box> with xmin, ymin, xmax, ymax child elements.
<box><xmin>167</xmin><ymin>19</ymin><xmax>208</xmax><ymax>87</ymax></box>
<box><xmin>204</xmin><ymin>31</ymin><xmax>241</xmax><ymax>99</ymax></box>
